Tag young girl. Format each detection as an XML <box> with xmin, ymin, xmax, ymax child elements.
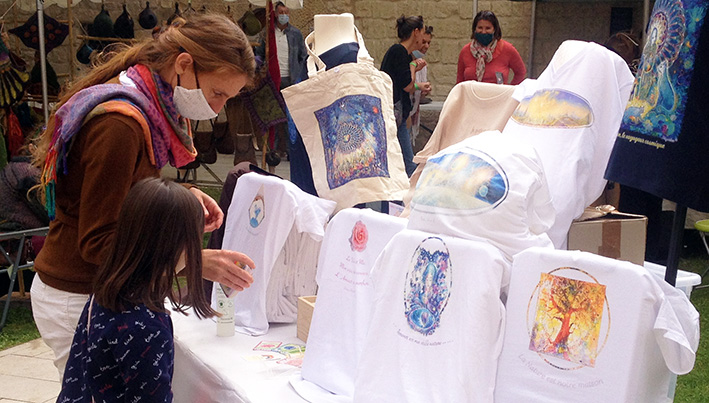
<box><xmin>57</xmin><ymin>178</ymin><xmax>216</xmax><ymax>402</ymax></box>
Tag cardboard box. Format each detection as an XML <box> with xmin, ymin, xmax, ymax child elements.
<box><xmin>297</xmin><ymin>296</ymin><xmax>316</xmax><ymax>343</ymax></box>
<box><xmin>567</xmin><ymin>209</ymin><xmax>647</xmax><ymax>266</ymax></box>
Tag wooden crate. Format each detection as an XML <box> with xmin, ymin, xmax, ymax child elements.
<box><xmin>297</xmin><ymin>296</ymin><xmax>316</xmax><ymax>342</ymax></box>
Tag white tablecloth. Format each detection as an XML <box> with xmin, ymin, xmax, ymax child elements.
<box><xmin>172</xmin><ymin>310</ymin><xmax>307</xmax><ymax>402</ymax></box>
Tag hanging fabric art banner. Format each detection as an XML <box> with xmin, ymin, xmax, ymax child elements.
<box><xmin>282</xmin><ymin>28</ymin><xmax>408</xmax><ymax>210</ymax></box>
<box><xmin>9</xmin><ymin>11</ymin><xmax>69</xmax><ymax>53</ymax></box>
<box><xmin>239</xmin><ymin>73</ymin><xmax>288</xmax><ymax>133</ymax></box>
<box><xmin>0</xmin><ymin>35</ymin><xmax>29</xmax><ymax>108</ymax></box>
<box><xmin>605</xmin><ymin>0</ymin><xmax>709</xmax><ymax>211</ymax></box>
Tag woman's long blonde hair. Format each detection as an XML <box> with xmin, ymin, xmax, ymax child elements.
<box><xmin>32</xmin><ymin>13</ymin><xmax>255</xmax><ymax>169</ymax></box>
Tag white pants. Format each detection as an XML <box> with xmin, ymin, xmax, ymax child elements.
<box><xmin>30</xmin><ymin>274</ymin><xmax>89</xmax><ymax>381</ymax></box>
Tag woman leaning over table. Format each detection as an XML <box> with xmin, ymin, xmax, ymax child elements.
<box><xmin>30</xmin><ymin>13</ymin><xmax>256</xmax><ymax>379</ymax></box>
<box><xmin>457</xmin><ymin>10</ymin><xmax>526</xmax><ymax>85</ymax></box>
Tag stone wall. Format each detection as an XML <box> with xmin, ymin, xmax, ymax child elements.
<box><xmin>532</xmin><ymin>1</ymin><xmax>645</xmax><ymax>77</ymax></box>
<box><xmin>3</xmin><ymin>0</ymin><xmax>644</xmax><ymax>102</ymax></box>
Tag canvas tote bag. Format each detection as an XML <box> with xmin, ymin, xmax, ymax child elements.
<box><xmin>282</xmin><ymin>28</ymin><xmax>409</xmax><ymax>211</ymax></box>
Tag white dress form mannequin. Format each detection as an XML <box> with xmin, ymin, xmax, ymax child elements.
<box><xmin>312</xmin><ymin>13</ymin><xmax>357</xmax><ymax>55</ymax></box>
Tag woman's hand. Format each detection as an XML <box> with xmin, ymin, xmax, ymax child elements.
<box><xmin>189</xmin><ymin>187</ymin><xmax>224</xmax><ymax>233</ymax></box>
<box><xmin>419</xmin><ymin>81</ymin><xmax>432</xmax><ymax>93</ymax></box>
<box><xmin>201</xmin><ymin>249</ymin><xmax>256</xmax><ymax>293</ymax></box>
<box><xmin>412</xmin><ymin>58</ymin><xmax>427</xmax><ymax>72</ymax></box>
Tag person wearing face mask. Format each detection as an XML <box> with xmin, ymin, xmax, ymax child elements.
<box><xmin>381</xmin><ymin>15</ymin><xmax>432</xmax><ymax>177</ymax></box>
<box><xmin>457</xmin><ymin>10</ymin><xmax>526</xmax><ymax>85</ymax></box>
<box><xmin>255</xmin><ymin>1</ymin><xmax>308</xmax><ymax>160</ymax></box>
<box><xmin>30</xmin><ymin>14</ymin><xmax>257</xmax><ymax>380</ymax></box>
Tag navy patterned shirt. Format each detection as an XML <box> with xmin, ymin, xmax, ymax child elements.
<box><xmin>58</xmin><ymin>298</ymin><xmax>174</xmax><ymax>402</ymax></box>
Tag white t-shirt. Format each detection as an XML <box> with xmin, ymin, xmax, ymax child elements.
<box><xmin>501</xmin><ymin>41</ymin><xmax>635</xmax><ymax>248</ymax></box>
<box><xmin>353</xmin><ymin>229</ymin><xmax>509</xmax><ymax>403</ymax></box>
<box><xmin>495</xmin><ymin>248</ymin><xmax>699</xmax><ymax>403</ymax></box>
<box><xmin>296</xmin><ymin>208</ymin><xmax>407</xmax><ymax>400</ymax></box>
<box><xmin>276</xmin><ymin>26</ymin><xmax>290</xmax><ymax>78</ymax></box>
<box><xmin>408</xmin><ymin>131</ymin><xmax>555</xmax><ymax>262</ymax></box>
<box><xmin>220</xmin><ymin>173</ymin><xmax>336</xmax><ymax>335</ymax></box>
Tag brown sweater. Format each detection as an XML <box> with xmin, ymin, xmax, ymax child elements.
<box><xmin>35</xmin><ymin>113</ymin><xmax>160</xmax><ymax>294</ymax></box>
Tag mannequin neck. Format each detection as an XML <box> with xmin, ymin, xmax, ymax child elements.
<box><xmin>312</xmin><ymin>13</ymin><xmax>356</xmax><ymax>55</ymax></box>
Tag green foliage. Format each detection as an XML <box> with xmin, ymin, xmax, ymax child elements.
<box><xmin>675</xmin><ymin>257</ymin><xmax>709</xmax><ymax>402</ymax></box>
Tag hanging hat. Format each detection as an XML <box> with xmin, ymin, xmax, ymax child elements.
<box><xmin>0</xmin><ymin>36</ymin><xmax>30</xmax><ymax>108</ymax></box>
<box><xmin>239</xmin><ymin>10</ymin><xmax>262</xmax><ymax>37</ymax></box>
<box><xmin>90</xmin><ymin>5</ymin><xmax>115</xmax><ymax>38</ymax></box>
<box><xmin>138</xmin><ymin>2</ymin><xmax>158</xmax><ymax>29</ymax></box>
<box><xmin>75</xmin><ymin>42</ymin><xmax>95</xmax><ymax>65</ymax></box>
<box><xmin>167</xmin><ymin>2</ymin><xmax>182</xmax><ymax>25</ymax></box>
<box><xmin>183</xmin><ymin>1</ymin><xmax>197</xmax><ymax>17</ymax></box>
<box><xmin>9</xmin><ymin>12</ymin><xmax>69</xmax><ymax>53</ymax></box>
<box><xmin>114</xmin><ymin>4</ymin><xmax>135</xmax><ymax>39</ymax></box>
<box><xmin>28</xmin><ymin>54</ymin><xmax>60</xmax><ymax>96</ymax></box>
<box><xmin>88</xmin><ymin>5</ymin><xmax>115</xmax><ymax>52</ymax></box>
<box><xmin>265</xmin><ymin>150</ymin><xmax>281</xmax><ymax>167</ymax></box>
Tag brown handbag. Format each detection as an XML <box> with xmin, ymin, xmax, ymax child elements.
<box><xmin>191</xmin><ymin>119</ymin><xmax>218</xmax><ymax>164</ymax></box>
<box><xmin>213</xmin><ymin>121</ymin><xmax>235</xmax><ymax>155</ymax></box>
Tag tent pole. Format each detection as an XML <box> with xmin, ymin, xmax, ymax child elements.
<box><xmin>665</xmin><ymin>204</ymin><xmax>686</xmax><ymax>286</ymax></box>
<box><xmin>37</xmin><ymin>0</ymin><xmax>49</xmax><ymax>123</ymax></box>
<box><xmin>642</xmin><ymin>0</ymin><xmax>650</xmax><ymax>46</ymax></box>
<box><xmin>68</xmin><ymin>0</ymin><xmax>74</xmax><ymax>82</ymax></box>
<box><xmin>528</xmin><ymin>0</ymin><xmax>536</xmax><ymax>78</ymax></box>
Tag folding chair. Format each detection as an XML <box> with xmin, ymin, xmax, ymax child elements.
<box><xmin>0</xmin><ymin>227</ymin><xmax>49</xmax><ymax>332</ymax></box>
<box><xmin>694</xmin><ymin>219</ymin><xmax>709</xmax><ymax>289</ymax></box>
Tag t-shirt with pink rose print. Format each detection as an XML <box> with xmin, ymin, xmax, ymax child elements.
<box><xmin>292</xmin><ymin>208</ymin><xmax>407</xmax><ymax>402</ymax></box>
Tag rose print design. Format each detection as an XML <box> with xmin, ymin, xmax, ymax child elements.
<box><xmin>349</xmin><ymin>220</ymin><xmax>368</xmax><ymax>252</ymax></box>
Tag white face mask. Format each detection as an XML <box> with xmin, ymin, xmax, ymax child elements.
<box><xmin>173</xmin><ymin>72</ymin><xmax>218</xmax><ymax>120</ymax></box>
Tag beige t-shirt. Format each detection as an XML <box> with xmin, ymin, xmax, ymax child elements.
<box><xmin>402</xmin><ymin>81</ymin><xmax>519</xmax><ymax>214</ymax></box>
<box><xmin>413</xmin><ymin>81</ymin><xmax>519</xmax><ymax>164</ymax></box>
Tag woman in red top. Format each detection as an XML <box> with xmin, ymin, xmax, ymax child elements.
<box><xmin>456</xmin><ymin>11</ymin><xmax>526</xmax><ymax>85</ymax></box>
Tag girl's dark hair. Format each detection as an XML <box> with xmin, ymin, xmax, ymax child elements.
<box><xmin>424</xmin><ymin>26</ymin><xmax>434</xmax><ymax>36</ymax></box>
<box><xmin>472</xmin><ymin>10</ymin><xmax>502</xmax><ymax>40</ymax></box>
<box><xmin>395</xmin><ymin>15</ymin><xmax>424</xmax><ymax>41</ymax></box>
<box><xmin>93</xmin><ymin>178</ymin><xmax>216</xmax><ymax>318</ymax></box>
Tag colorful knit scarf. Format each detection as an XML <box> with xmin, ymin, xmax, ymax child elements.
<box><xmin>469</xmin><ymin>39</ymin><xmax>498</xmax><ymax>82</ymax></box>
<box><xmin>40</xmin><ymin>64</ymin><xmax>197</xmax><ymax>219</ymax></box>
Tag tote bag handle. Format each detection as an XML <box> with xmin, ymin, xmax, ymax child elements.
<box><xmin>305</xmin><ymin>25</ymin><xmax>373</xmax><ymax>78</ymax></box>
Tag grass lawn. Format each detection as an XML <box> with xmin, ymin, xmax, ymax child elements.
<box><xmin>0</xmin><ymin>303</ymin><xmax>40</xmax><ymax>350</ymax></box>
